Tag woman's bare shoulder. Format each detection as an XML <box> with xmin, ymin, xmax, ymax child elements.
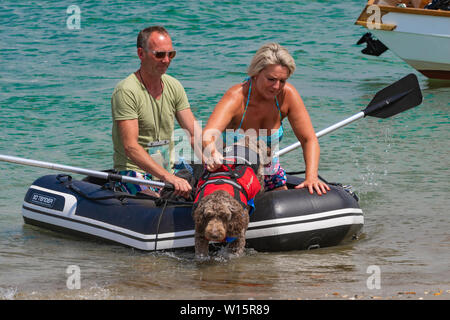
<box><xmin>284</xmin><ymin>82</ymin><xmax>301</xmax><ymax>97</ymax></box>
<box><xmin>278</xmin><ymin>82</ymin><xmax>306</xmax><ymax>117</ymax></box>
<box><xmin>225</xmin><ymin>83</ymin><xmax>245</xmax><ymax>96</ymax></box>
<box><xmin>219</xmin><ymin>83</ymin><xmax>245</xmax><ymax>106</ymax></box>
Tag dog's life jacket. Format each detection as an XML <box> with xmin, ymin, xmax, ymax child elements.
<box><xmin>194</xmin><ymin>163</ymin><xmax>261</xmax><ymax>215</ymax></box>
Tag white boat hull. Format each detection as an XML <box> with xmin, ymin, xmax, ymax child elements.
<box><xmin>356</xmin><ymin>2</ymin><xmax>450</xmax><ymax>80</ymax></box>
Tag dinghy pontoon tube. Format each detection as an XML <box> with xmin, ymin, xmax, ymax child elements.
<box><xmin>21</xmin><ymin>172</ymin><xmax>363</xmax><ymax>252</ymax></box>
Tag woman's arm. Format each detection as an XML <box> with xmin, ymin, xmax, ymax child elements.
<box><xmin>284</xmin><ymin>84</ymin><xmax>330</xmax><ymax>195</ymax></box>
<box><xmin>203</xmin><ymin>85</ymin><xmax>243</xmax><ymax>171</ymax></box>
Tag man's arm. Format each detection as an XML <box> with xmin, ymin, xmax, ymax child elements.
<box><xmin>117</xmin><ymin>119</ymin><xmax>192</xmax><ymax>195</ymax></box>
<box><xmin>117</xmin><ymin>119</ymin><xmax>169</xmax><ymax>180</ymax></box>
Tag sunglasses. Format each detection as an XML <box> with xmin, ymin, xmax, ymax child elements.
<box><xmin>150</xmin><ymin>50</ymin><xmax>176</xmax><ymax>60</ymax></box>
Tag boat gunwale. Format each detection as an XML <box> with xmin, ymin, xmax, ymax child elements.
<box><xmin>375</xmin><ymin>4</ymin><xmax>450</xmax><ymax>17</ymax></box>
<box><xmin>356</xmin><ymin>1</ymin><xmax>450</xmax><ymax>29</ymax></box>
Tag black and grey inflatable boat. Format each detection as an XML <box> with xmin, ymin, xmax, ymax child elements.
<box><xmin>7</xmin><ymin>73</ymin><xmax>427</xmax><ymax>253</ymax></box>
<box><xmin>21</xmin><ymin>172</ymin><xmax>363</xmax><ymax>252</ymax></box>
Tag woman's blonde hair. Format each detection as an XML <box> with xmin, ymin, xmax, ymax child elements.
<box><xmin>247</xmin><ymin>43</ymin><xmax>296</xmax><ymax>77</ymax></box>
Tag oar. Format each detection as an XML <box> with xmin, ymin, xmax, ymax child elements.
<box><xmin>0</xmin><ymin>154</ymin><xmax>170</xmax><ymax>189</ymax></box>
<box><xmin>276</xmin><ymin>73</ymin><xmax>423</xmax><ymax>157</ymax></box>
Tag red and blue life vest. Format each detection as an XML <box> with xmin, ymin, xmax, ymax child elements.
<box><xmin>194</xmin><ymin>163</ymin><xmax>261</xmax><ymax>214</ymax></box>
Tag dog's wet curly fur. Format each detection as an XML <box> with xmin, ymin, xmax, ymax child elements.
<box><xmin>193</xmin><ymin>189</ymin><xmax>249</xmax><ymax>257</ymax></box>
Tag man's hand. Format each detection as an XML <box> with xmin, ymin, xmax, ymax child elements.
<box><xmin>163</xmin><ymin>173</ymin><xmax>192</xmax><ymax>199</ymax></box>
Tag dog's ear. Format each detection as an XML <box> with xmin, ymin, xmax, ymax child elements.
<box><xmin>226</xmin><ymin>200</ymin><xmax>249</xmax><ymax>235</ymax></box>
<box><xmin>226</xmin><ymin>200</ymin><xmax>244</xmax><ymax>221</ymax></box>
<box><xmin>193</xmin><ymin>204</ymin><xmax>203</xmax><ymax>222</ymax></box>
<box><xmin>193</xmin><ymin>198</ymin><xmax>209</xmax><ymax>231</ymax></box>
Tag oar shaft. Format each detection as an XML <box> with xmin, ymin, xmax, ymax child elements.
<box><xmin>316</xmin><ymin>111</ymin><xmax>365</xmax><ymax>139</ymax></box>
<box><xmin>276</xmin><ymin>111</ymin><xmax>365</xmax><ymax>157</ymax></box>
<box><xmin>0</xmin><ymin>154</ymin><xmax>106</xmax><ymax>177</ymax></box>
<box><xmin>0</xmin><ymin>154</ymin><xmax>166</xmax><ymax>188</ymax></box>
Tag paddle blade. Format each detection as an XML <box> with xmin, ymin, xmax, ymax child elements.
<box><xmin>364</xmin><ymin>73</ymin><xmax>422</xmax><ymax>119</ymax></box>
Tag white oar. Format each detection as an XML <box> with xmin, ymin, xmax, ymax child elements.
<box><xmin>276</xmin><ymin>73</ymin><xmax>422</xmax><ymax>157</ymax></box>
<box><xmin>0</xmin><ymin>154</ymin><xmax>167</xmax><ymax>189</ymax></box>
<box><xmin>276</xmin><ymin>112</ymin><xmax>365</xmax><ymax>156</ymax></box>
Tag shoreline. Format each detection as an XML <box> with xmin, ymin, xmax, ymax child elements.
<box><xmin>2</xmin><ymin>285</ymin><xmax>449</xmax><ymax>300</ymax></box>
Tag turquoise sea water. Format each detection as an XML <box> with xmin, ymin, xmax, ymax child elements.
<box><xmin>0</xmin><ymin>1</ymin><xmax>449</xmax><ymax>299</ymax></box>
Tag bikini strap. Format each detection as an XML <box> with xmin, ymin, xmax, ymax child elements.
<box><xmin>237</xmin><ymin>78</ymin><xmax>252</xmax><ymax>131</ymax></box>
<box><xmin>275</xmin><ymin>96</ymin><xmax>282</xmax><ymax>123</ymax></box>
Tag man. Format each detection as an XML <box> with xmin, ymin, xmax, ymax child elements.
<box><xmin>111</xmin><ymin>26</ymin><xmax>200</xmax><ymax>197</ymax></box>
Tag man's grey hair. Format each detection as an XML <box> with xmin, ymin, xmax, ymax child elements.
<box><xmin>137</xmin><ymin>26</ymin><xmax>170</xmax><ymax>51</ymax></box>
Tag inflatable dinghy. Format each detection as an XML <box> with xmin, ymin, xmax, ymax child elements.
<box><xmin>21</xmin><ymin>172</ymin><xmax>363</xmax><ymax>252</ymax></box>
<box><xmin>5</xmin><ymin>73</ymin><xmax>426</xmax><ymax>252</ymax></box>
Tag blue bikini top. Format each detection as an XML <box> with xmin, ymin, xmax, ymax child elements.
<box><xmin>222</xmin><ymin>77</ymin><xmax>284</xmax><ymax>147</ymax></box>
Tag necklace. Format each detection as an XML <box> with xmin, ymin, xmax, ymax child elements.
<box><xmin>138</xmin><ymin>69</ymin><xmax>148</xmax><ymax>92</ymax></box>
<box><xmin>138</xmin><ymin>69</ymin><xmax>164</xmax><ymax>142</ymax></box>
<box><xmin>138</xmin><ymin>69</ymin><xmax>163</xmax><ymax>99</ymax></box>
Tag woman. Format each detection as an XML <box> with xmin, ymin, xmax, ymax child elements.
<box><xmin>203</xmin><ymin>43</ymin><xmax>329</xmax><ymax>195</ymax></box>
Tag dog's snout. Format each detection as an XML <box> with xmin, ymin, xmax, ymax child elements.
<box><xmin>205</xmin><ymin>218</ymin><xmax>226</xmax><ymax>241</ymax></box>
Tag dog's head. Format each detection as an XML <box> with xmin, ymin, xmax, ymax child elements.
<box><xmin>193</xmin><ymin>190</ymin><xmax>248</xmax><ymax>242</ymax></box>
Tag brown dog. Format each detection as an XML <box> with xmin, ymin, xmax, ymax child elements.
<box><xmin>192</xmin><ymin>139</ymin><xmax>266</xmax><ymax>259</ymax></box>
<box><xmin>193</xmin><ymin>189</ymin><xmax>249</xmax><ymax>257</ymax></box>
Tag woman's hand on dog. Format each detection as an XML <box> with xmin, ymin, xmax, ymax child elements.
<box><xmin>205</xmin><ymin>150</ymin><xmax>223</xmax><ymax>172</ymax></box>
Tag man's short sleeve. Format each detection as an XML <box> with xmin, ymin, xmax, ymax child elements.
<box><xmin>175</xmin><ymin>85</ymin><xmax>190</xmax><ymax>113</ymax></box>
<box><xmin>111</xmin><ymin>89</ymin><xmax>139</xmax><ymax>121</ymax></box>
<box><xmin>163</xmin><ymin>75</ymin><xmax>190</xmax><ymax>113</ymax></box>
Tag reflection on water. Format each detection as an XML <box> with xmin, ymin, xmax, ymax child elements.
<box><xmin>1</xmin><ymin>215</ymin><xmax>449</xmax><ymax>299</ymax></box>
<box><xmin>424</xmin><ymin>79</ymin><xmax>450</xmax><ymax>90</ymax></box>
<box><xmin>3</xmin><ymin>239</ymin><xmax>369</xmax><ymax>300</ymax></box>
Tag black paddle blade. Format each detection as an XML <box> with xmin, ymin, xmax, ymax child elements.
<box><xmin>364</xmin><ymin>73</ymin><xmax>423</xmax><ymax>119</ymax></box>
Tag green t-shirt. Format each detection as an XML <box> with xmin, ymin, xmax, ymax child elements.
<box><xmin>111</xmin><ymin>73</ymin><xmax>190</xmax><ymax>173</ymax></box>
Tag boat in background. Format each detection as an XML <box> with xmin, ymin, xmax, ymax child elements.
<box><xmin>355</xmin><ymin>0</ymin><xmax>450</xmax><ymax>80</ymax></box>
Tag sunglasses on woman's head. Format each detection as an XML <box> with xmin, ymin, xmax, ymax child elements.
<box><xmin>150</xmin><ymin>50</ymin><xmax>176</xmax><ymax>59</ymax></box>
